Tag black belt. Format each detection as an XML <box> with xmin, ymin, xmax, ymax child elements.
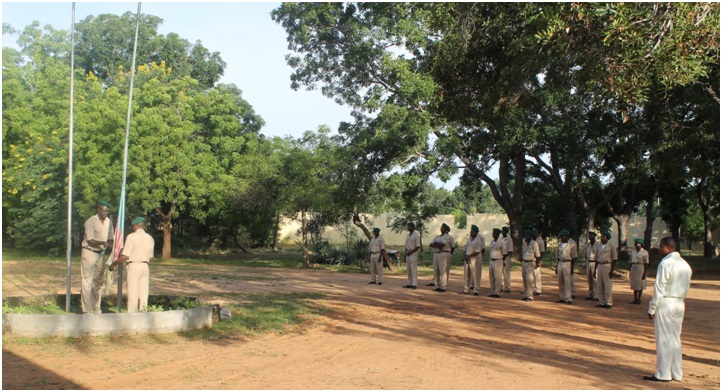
<box><xmin>596</xmin><ymin>262</ymin><xmax>609</xmax><ymax>265</ymax></box>
<box><xmin>559</xmin><ymin>260</ymin><xmax>571</xmax><ymax>262</ymax></box>
<box><xmin>83</xmin><ymin>247</ymin><xmax>103</xmax><ymax>254</ymax></box>
<box><xmin>491</xmin><ymin>258</ymin><xmax>502</xmax><ymax>261</ymax></box>
<box><xmin>522</xmin><ymin>260</ymin><xmax>535</xmax><ymax>262</ymax></box>
<box><xmin>435</xmin><ymin>251</ymin><xmax>450</xmax><ymax>253</ymax></box>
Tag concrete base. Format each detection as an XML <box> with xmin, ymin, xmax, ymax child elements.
<box><xmin>3</xmin><ymin>306</ymin><xmax>221</xmax><ymax>338</ymax></box>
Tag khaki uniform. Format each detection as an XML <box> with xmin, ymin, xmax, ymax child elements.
<box><xmin>533</xmin><ymin>237</ymin><xmax>545</xmax><ymax>294</ymax></box>
<box><xmin>369</xmin><ymin>236</ymin><xmax>386</xmax><ymax>283</ymax></box>
<box><xmin>405</xmin><ymin>231</ymin><xmax>421</xmax><ymax>286</ymax></box>
<box><xmin>594</xmin><ymin>242</ymin><xmax>618</xmax><ymax>306</ymax></box>
<box><xmin>629</xmin><ymin>248</ymin><xmax>649</xmax><ymax>291</ymax></box>
<box><xmin>556</xmin><ymin>239</ymin><xmax>578</xmax><ymax>302</ymax></box>
<box><xmin>501</xmin><ymin>235</ymin><xmax>513</xmax><ymax>291</ymax></box>
<box><xmin>521</xmin><ymin>240</ymin><xmax>541</xmax><ymax>300</ymax></box>
<box><xmin>122</xmin><ymin>228</ymin><xmax>154</xmax><ymax>313</ymax></box>
<box><xmin>585</xmin><ymin>241</ymin><xmax>601</xmax><ymax>299</ymax></box>
<box><xmin>81</xmin><ymin>214</ymin><xmax>114</xmax><ymax>314</ymax></box>
<box><xmin>432</xmin><ymin>233</ymin><xmax>453</xmax><ymax>290</ymax></box>
<box><xmin>488</xmin><ymin>239</ymin><xmax>507</xmax><ymax>295</ymax></box>
<box><xmin>463</xmin><ymin>235</ymin><xmax>484</xmax><ymax>294</ymax></box>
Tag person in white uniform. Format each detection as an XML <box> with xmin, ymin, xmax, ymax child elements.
<box><xmin>532</xmin><ymin>228</ymin><xmax>545</xmax><ymax>296</ymax></box>
<box><xmin>644</xmin><ymin>237</ymin><xmax>692</xmax><ymax>383</ymax></box>
<box><xmin>584</xmin><ymin>231</ymin><xmax>601</xmax><ymax>301</ymax></box>
<box><xmin>487</xmin><ymin>228</ymin><xmax>506</xmax><ymax>298</ymax></box>
<box><xmin>500</xmin><ymin>226</ymin><xmax>513</xmax><ymax>293</ymax></box>
<box><xmin>109</xmin><ymin>217</ymin><xmax>154</xmax><ymax>313</ymax></box>
<box><xmin>555</xmin><ymin>229</ymin><xmax>578</xmax><ymax>305</ymax></box>
<box><xmin>594</xmin><ymin>230</ymin><xmax>617</xmax><ymax>309</ymax></box>
<box><xmin>520</xmin><ymin>229</ymin><xmax>541</xmax><ymax>302</ymax></box>
<box><xmin>429</xmin><ymin>223</ymin><xmax>454</xmax><ymax>292</ymax></box>
<box><xmin>367</xmin><ymin>228</ymin><xmax>386</xmax><ymax>285</ymax></box>
<box><xmin>460</xmin><ymin>224</ymin><xmax>484</xmax><ymax>296</ymax></box>
<box><xmin>80</xmin><ymin>200</ymin><xmax>115</xmax><ymax>314</ymax></box>
<box><xmin>629</xmin><ymin>238</ymin><xmax>650</xmax><ymax>304</ymax></box>
<box><xmin>403</xmin><ymin>222</ymin><xmax>421</xmax><ymax>289</ymax></box>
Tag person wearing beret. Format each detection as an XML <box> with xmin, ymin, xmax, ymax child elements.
<box><xmin>367</xmin><ymin>228</ymin><xmax>386</xmax><ymax>285</ymax></box>
<box><xmin>403</xmin><ymin>222</ymin><xmax>421</xmax><ymax>289</ymax></box>
<box><xmin>460</xmin><ymin>224</ymin><xmax>484</xmax><ymax>296</ymax></box>
<box><xmin>629</xmin><ymin>238</ymin><xmax>650</xmax><ymax>304</ymax></box>
<box><xmin>80</xmin><ymin>200</ymin><xmax>115</xmax><ymax>314</ymax></box>
<box><xmin>584</xmin><ymin>231</ymin><xmax>601</xmax><ymax>301</ymax></box>
<box><xmin>555</xmin><ymin>229</ymin><xmax>578</xmax><ymax>305</ymax></box>
<box><xmin>593</xmin><ymin>230</ymin><xmax>618</xmax><ymax>309</ymax></box>
<box><xmin>429</xmin><ymin>223</ymin><xmax>454</xmax><ymax>292</ymax></box>
<box><xmin>532</xmin><ymin>228</ymin><xmax>545</xmax><ymax>296</ymax></box>
<box><xmin>487</xmin><ymin>228</ymin><xmax>507</xmax><ymax>297</ymax></box>
<box><xmin>110</xmin><ymin>217</ymin><xmax>155</xmax><ymax>313</ymax></box>
<box><xmin>500</xmin><ymin>226</ymin><xmax>514</xmax><ymax>293</ymax></box>
<box><xmin>520</xmin><ymin>229</ymin><xmax>541</xmax><ymax>301</ymax></box>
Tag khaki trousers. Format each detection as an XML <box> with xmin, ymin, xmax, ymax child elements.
<box><xmin>369</xmin><ymin>253</ymin><xmax>383</xmax><ymax>283</ymax></box>
<box><xmin>557</xmin><ymin>261</ymin><xmax>572</xmax><ymax>301</ymax></box>
<box><xmin>533</xmin><ymin>266</ymin><xmax>542</xmax><ymax>294</ymax></box>
<box><xmin>502</xmin><ymin>254</ymin><xmax>512</xmax><ymax>291</ymax></box>
<box><xmin>489</xmin><ymin>259</ymin><xmax>503</xmax><ymax>295</ymax></box>
<box><xmin>595</xmin><ymin>263</ymin><xmax>613</xmax><ymax>306</ymax></box>
<box><xmin>406</xmin><ymin>253</ymin><xmax>418</xmax><ymax>286</ymax></box>
<box><xmin>522</xmin><ymin>261</ymin><xmax>535</xmax><ymax>299</ymax></box>
<box><xmin>433</xmin><ymin>253</ymin><xmax>448</xmax><ymax>290</ymax></box>
<box><xmin>463</xmin><ymin>257</ymin><xmax>481</xmax><ymax>293</ymax></box>
<box><xmin>586</xmin><ymin>260</ymin><xmax>597</xmax><ymax>299</ymax></box>
<box><xmin>126</xmin><ymin>262</ymin><xmax>149</xmax><ymax>313</ymax></box>
<box><xmin>80</xmin><ymin>249</ymin><xmax>106</xmax><ymax>314</ymax></box>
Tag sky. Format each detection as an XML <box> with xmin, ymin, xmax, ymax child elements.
<box><xmin>1</xmin><ymin>1</ymin><xmax>462</xmax><ymax>188</ymax></box>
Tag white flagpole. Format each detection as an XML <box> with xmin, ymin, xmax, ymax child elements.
<box><xmin>65</xmin><ymin>2</ymin><xmax>76</xmax><ymax>313</ymax></box>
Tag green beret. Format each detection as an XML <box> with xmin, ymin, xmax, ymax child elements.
<box><xmin>493</xmin><ymin>228</ymin><xmax>502</xmax><ymax>235</ymax></box>
<box><xmin>441</xmin><ymin>223</ymin><xmax>450</xmax><ymax>231</ymax></box>
<box><xmin>502</xmin><ymin>226</ymin><xmax>509</xmax><ymax>232</ymax></box>
<box><xmin>524</xmin><ymin>229</ymin><xmax>534</xmax><ymax>236</ymax></box>
<box><xmin>634</xmin><ymin>238</ymin><xmax>644</xmax><ymax>245</ymax></box>
<box><xmin>470</xmin><ymin>224</ymin><xmax>479</xmax><ymax>233</ymax></box>
<box><xmin>407</xmin><ymin>222</ymin><xmax>415</xmax><ymax>228</ymax></box>
<box><xmin>559</xmin><ymin>229</ymin><xmax>570</xmax><ymax>236</ymax></box>
<box><xmin>588</xmin><ymin>231</ymin><xmax>597</xmax><ymax>237</ymax></box>
<box><xmin>132</xmin><ymin>217</ymin><xmax>145</xmax><ymax>225</ymax></box>
<box><xmin>98</xmin><ymin>200</ymin><xmax>111</xmax><ymax>208</ymax></box>
<box><xmin>601</xmin><ymin>230</ymin><xmax>612</xmax><ymax>239</ymax></box>
<box><xmin>372</xmin><ymin>227</ymin><xmax>381</xmax><ymax>233</ymax></box>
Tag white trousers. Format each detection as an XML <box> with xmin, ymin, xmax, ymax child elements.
<box><xmin>369</xmin><ymin>253</ymin><xmax>383</xmax><ymax>283</ymax></box>
<box><xmin>126</xmin><ymin>262</ymin><xmax>149</xmax><ymax>313</ymax></box>
<box><xmin>502</xmin><ymin>254</ymin><xmax>512</xmax><ymax>291</ymax></box>
<box><xmin>533</xmin><ymin>266</ymin><xmax>542</xmax><ymax>294</ymax></box>
<box><xmin>433</xmin><ymin>253</ymin><xmax>449</xmax><ymax>289</ymax></box>
<box><xmin>557</xmin><ymin>261</ymin><xmax>572</xmax><ymax>301</ymax></box>
<box><xmin>586</xmin><ymin>260</ymin><xmax>597</xmax><ymax>299</ymax></box>
<box><xmin>654</xmin><ymin>298</ymin><xmax>686</xmax><ymax>381</ymax></box>
<box><xmin>596</xmin><ymin>263</ymin><xmax>613</xmax><ymax>306</ymax></box>
<box><xmin>80</xmin><ymin>249</ymin><xmax>106</xmax><ymax>314</ymax></box>
<box><xmin>406</xmin><ymin>253</ymin><xmax>418</xmax><ymax>286</ymax></box>
<box><xmin>522</xmin><ymin>261</ymin><xmax>535</xmax><ymax>299</ymax></box>
<box><xmin>489</xmin><ymin>259</ymin><xmax>503</xmax><ymax>295</ymax></box>
<box><xmin>463</xmin><ymin>258</ymin><xmax>481</xmax><ymax>293</ymax></box>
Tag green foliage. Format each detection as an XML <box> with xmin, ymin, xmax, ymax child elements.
<box><xmin>452</xmin><ymin>209</ymin><xmax>466</xmax><ymax>230</ymax></box>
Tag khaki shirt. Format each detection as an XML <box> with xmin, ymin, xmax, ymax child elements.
<box><xmin>82</xmin><ymin>214</ymin><xmax>114</xmax><ymax>251</ymax></box>
<box><xmin>521</xmin><ymin>240</ymin><xmax>541</xmax><ymax>261</ymax></box>
<box><xmin>585</xmin><ymin>241</ymin><xmax>601</xmax><ymax>262</ymax></box>
<box><xmin>464</xmin><ymin>235</ymin><xmax>483</xmax><ymax>256</ymax></box>
<box><xmin>595</xmin><ymin>242</ymin><xmax>618</xmax><ymax>263</ymax></box>
<box><xmin>369</xmin><ymin>236</ymin><xmax>385</xmax><ymax>254</ymax></box>
<box><xmin>534</xmin><ymin>237</ymin><xmax>545</xmax><ymax>253</ymax></box>
<box><xmin>121</xmin><ymin>228</ymin><xmax>154</xmax><ymax>263</ymax></box>
<box><xmin>405</xmin><ymin>231</ymin><xmax>420</xmax><ymax>252</ymax></box>
<box><xmin>556</xmin><ymin>239</ymin><xmax>578</xmax><ymax>261</ymax></box>
<box><xmin>432</xmin><ymin>233</ymin><xmax>454</xmax><ymax>253</ymax></box>
<box><xmin>501</xmin><ymin>235</ymin><xmax>513</xmax><ymax>255</ymax></box>
<box><xmin>489</xmin><ymin>239</ymin><xmax>506</xmax><ymax>260</ymax></box>
<box><xmin>630</xmin><ymin>248</ymin><xmax>649</xmax><ymax>264</ymax></box>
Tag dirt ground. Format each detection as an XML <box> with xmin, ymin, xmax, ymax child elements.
<box><xmin>2</xmin><ymin>259</ymin><xmax>720</xmax><ymax>390</ymax></box>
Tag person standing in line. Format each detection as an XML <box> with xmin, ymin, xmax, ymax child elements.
<box><xmin>109</xmin><ymin>217</ymin><xmax>154</xmax><ymax>313</ymax></box>
<box><xmin>80</xmin><ymin>200</ymin><xmax>115</xmax><ymax>314</ymax></box>
<box><xmin>629</xmin><ymin>238</ymin><xmax>650</xmax><ymax>304</ymax></box>
<box><xmin>644</xmin><ymin>237</ymin><xmax>692</xmax><ymax>383</ymax></box>
<box><xmin>429</xmin><ymin>223</ymin><xmax>453</xmax><ymax>292</ymax></box>
<box><xmin>532</xmin><ymin>228</ymin><xmax>545</xmax><ymax>296</ymax></box>
<box><xmin>594</xmin><ymin>230</ymin><xmax>618</xmax><ymax>309</ymax></box>
<box><xmin>501</xmin><ymin>226</ymin><xmax>513</xmax><ymax>293</ymax></box>
<box><xmin>460</xmin><ymin>225</ymin><xmax>484</xmax><ymax>296</ymax></box>
<box><xmin>487</xmin><ymin>228</ymin><xmax>506</xmax><ymax>298</ymax></box>
<box><xmin>403</xmin><ymin>222</ymin><xmax>421</xmax><ymax>289</ymax></box>
<box><xmin>555</xmin><ymin>229</ymin><xmax>578</xmax><ymax>305</ymax></box>
<box><xmin>366</xmin><ymin>228</ymin><xmax>386</xmax><ymax>285</ymax></box>
<box><xmin>520</xmin><ymin>229</ymin><xmax>541</xmax><ymax>302</ymax></box>
<box><xmin>584</xmin><ymin>231</ymin><xmax>601</xmax><ymax>301</ymax></box>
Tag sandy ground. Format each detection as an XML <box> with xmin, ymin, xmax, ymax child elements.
<box><xmin>2</xmin><ymin>259</ymin><xmax>720</xmax><ymax>390</ymax></box>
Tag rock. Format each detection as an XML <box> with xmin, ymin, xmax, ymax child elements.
<box><xmin>220</xmin><ymin>308</ymin><xmax>232</xmax><ymax>320</ymax></box>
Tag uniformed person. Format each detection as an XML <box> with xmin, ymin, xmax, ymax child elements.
<box><xmin>80</xmin><ymin>200</ymin><xmax>115</xmax><ymax>314</ymax></box>
<box><xmin>555</xmin><ymin>229</ymin><xmax>578</xmax><ymax>305</ymax></box>
<box><xmin>501</xmin><ymin>226</ymin><xmax>513</xmax><ymax>293</ymax></box>
<box><xmin>109</xmin><ymin>217</ymin><xmax>154</xmax><ymax>313</ymax></box>
<box><xmin>460</xmin><ymin>225</ymin><xmax>484</xmax><ymax>296</ymax></box>
<box><xmin>487</xmin><ymin>228</ymin><xmax>506</xmax><ymax>298</ymax></box>
<box><xmin>594</xmin><ymin>230</ymin><xmax>618</xmax><ymax>309</ymax></box>
<box><xmin>629</xmin><ymin>238</ymin><xmax>650</xmax><ymax>304</ymax></box>
<box><xmin>367</xmin><ymin>228</ymin><xmax>386</xmax><ymax>285</ymax></box>
<box><xmin>521</xmin><ymin>229</ymin><xmax>541</xmax><ymax>301</ymax></box>
<box><xmin>532</xmin><ymin>228</ymin><xmax>545</xmax><ymax>296</ymax></box>
<box><xmin>429</xmin><ymin>223</ymin><xmax>453</xmax><ymax>292</ymax></box>
<box><xmin>584</xmin><ymin>231</ymin><xmax>601</xmax><ymax>301</ymax></box>
<box><xmin>403</xmin><ymin>222</ymin><xmax>421</xmax><ymax>289</ymax></box>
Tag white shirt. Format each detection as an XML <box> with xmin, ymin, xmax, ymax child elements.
<box><xmin>534</xmin><ymin>237</ymin><xmax>545</xmax><ymax>253</ymax></box>
<box><xmin>630</xmin><ymin>248</ymin><xmax>649</xmax><ymax>264</ymax></box>
<box><xmin>557</xmin><ymin>239</ymin><xmax>578</xmax><ymax>261</ymax></box>
<box><xmin>369</xmin><ymin>236</ymin><xmax>385</xmax><ymax>254</ymax></box>
<box><xmin>465</xmin><ymin>235</ymin><xmax>483</xmax><ymax>256</ymax></box>
<box><xmin>585</xmin><ymin>241</ymin><xmax>600</xmax><ymax>261</ymax></box>
<box><xmin>405</xmin><ymin>231</ymin><xmax>420</xmax><ymax>252</ymax></box>
<box><xmin>648</xmin><ymin>252</ymin><xmax>692</xmax><ymax>315</ymax></box>
<box><xmin>489</xmin><ymin>239</ymin><xmax>506</xmax><ymax>260</ymax></box>
<box><xmin>501</xmin><ymin>235</ymin><xmax>513</xmax><ymax>255</ymax></box>
<box><xmin>521</xmin><ymin>240</ymin><xmax>541</xmax><ymax>261</ymax></box>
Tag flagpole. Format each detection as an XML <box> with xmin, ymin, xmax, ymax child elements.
<box><xmin>116</xmin><ymin>2</ymin><xmax>142</xmax><ymax>312</ymax></box>
<box><xmin>65</xmin><ymin>2</ymin><xmax>76</xmax><ymax>313</ymax></box>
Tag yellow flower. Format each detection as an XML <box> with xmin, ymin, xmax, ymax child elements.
<box><xmin>19</xmin><ymin>158</ymin><xmax>25</xmax><ymax>162</ymax></box>
<box><xmin>39</xmin><ymin>151</ymin><xmax>45</xmax><ymax>155</ymax></box>
<box><xmin>51</xmin><ymin>131</ymin><xmax>58</xmax><ymax>135</ymax></box>
<box><xmin>11</xmin><ymin>188</ymin><xmax>18</xmax><ymax>194</ymax></box>
<box><xmin>24</xmin><ymin>181</ymin><xmax>30</xmax><ymax>185</ymax></box>
<box><xmin>6</xmin><ymin>176</ymin><xmax>13</xmax><ymax>181</ymax></box>
<box><xmin>32</xmin><ymin>185</ymin><xmax>37</xmax><ymax>190</ymax></box>
<box><xmin>47</xmin><ymin>148</ymin><xmax>53</xmax><ymax>151</ymax></box>
<box><xmin>43</xmin><ymin>174</ymin><xmax>51</xmax><ymax>179</ymax></box>
<box><xmin>26</xmin><ymin>149</ymin><xmax>32</xmax><ymax>153</ymax></box>
<box><xmin>44</xmin><ymin>187</ymin><xmax>49</xmax><ymax>191</ymax></box>
<box><xmin>9</xmin><ymin>144</ymin><xmax>16</xmax><ymax>150</ymax></box>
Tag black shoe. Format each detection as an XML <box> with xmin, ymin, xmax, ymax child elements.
<box><xmin>643</xmin><ymin>375</ymin><xmax>670</xmax><ymax>382</ymax></box>
<box><xmin>522</xmin><ymin>297</ymin><xmax>533</xmax><ymax>302</ymax></box>
<box><xmin>487</xmin><ymin>294</ymin><xmax>497</xmax><ymax>298</ymax></box>
<box><xmin>533</xmin><ymin>292</ymin><xmax>541</xmax><ymax>296</ymax></box>
<box><xmin>459</xmin><ymin>291</ymin><xmax>469</xmax><ymax>294</ymax></box>
<box><xmin>629</xmin><ymin>301</ymin><xmax>637</xmax><ymax>304</ymax></box>
<box><xmin>470</xmin><ymin>286</ymin><xmax>474</xmax><ymax>290</ymax></box>
<box><xmin>426</xmin><ymin>282</ymin><xmax>435</xmax><ymax>287</ymax></box>
<box><xmin>566</xmin><ymin>301</ymin><xmax>573</xmax><ymax>305</ymax></box>
<box><xmin>473</xmin><ymin>292</ymin><xmax>479</xmax><ymax>296</ymax></box>
<box><xmin>584</xmin><ymin>296</ymin><xmax>595</xmax><ymax>300</ymax></box>
<box><xmin>571</xmin><ymin>295</ymin><xmax>576</xmax><ymax>299</ymax></box>
<box><xmin>368</xmin><ymin>281</ymin><xmax>376</xmax><ymax>284</ymax></box>
<box><xmin>503</xmin><ymin>289</ymin><xmax>511</xmax><ymax>293</ymax></box>
<box><xmin>595</xmin><ymin>304</ymin><xmax>606</xmax><ymax>308</ymax></box>
<box><xmin>494</xmin><ymin>294</ymin><xmax>501</xmax><ymax>298</ymax></box>
<box><xmin>635</xmin><ymin>299</ymin><xmax>641</xmax><ymax>305</ymax></box>
<box><xmin>604</xmin><ymin>304</ymin><xmax>612</xmax><ymax>309</ymax></box>
<box><xmin>436</xmin><ymin>288</ymin><xmax>447</xmax><ymax>292</ymax></box>
<box><xmin>402</xmin><ymin>285</ymin><xmax>411</xmax><ymax>288</ymax></box>
<box><xmin>410</xmin><ymin>285</ymin><xmax>417</xmax><ymax>289</ymax></box>
<box><xmin>377</xmin><ymin>282</ymin><xmax>382</xmax><ymax>285</ymax></box>
<box><xmin>556</xmin><ymin>299</ymin><xmax>566</xmax><ymax>303</ymax></box>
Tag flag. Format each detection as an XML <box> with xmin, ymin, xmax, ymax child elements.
<box><xmin>112</xmin><ymin>188</ymin><xmax>126</xmax><ymax>261</ymax></box>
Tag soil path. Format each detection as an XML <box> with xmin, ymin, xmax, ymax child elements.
<box><xmin>2</xmin><ymin>260</ymin><xmax>720</xmax><ymax>390</ymax></box>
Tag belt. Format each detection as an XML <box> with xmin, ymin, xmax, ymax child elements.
<box><xmin>559</xmin><ymin>260</ymin><xmax>571</xmax><ymax>262</ymax></box>
<box><xmin>596</xmin><ymin>262</ymin><xmax>609</xmax><ymax>265</ymax></box>
<box><xmin>83</xmin><ymin>247</ymin><xmax>103</xmax><ymax>254</ymax></box>
<box><xmin>435</xmin><ymin>251</ymin><xmax>450</xmax><ymax>253</ymax></box>
<box><xmin>127</xmin><ymin>261</ymin><xmax>149</xmax><ymax>264</ymax></box>
<box><xmin>491</xmin><ymin>258</ymin><xmax>502</xmax><ymax>261</ymax></box>
<box><xmin>522</xmin><ymin>260</ymin><xmax>535</xmax><ymax>262</ymax></box>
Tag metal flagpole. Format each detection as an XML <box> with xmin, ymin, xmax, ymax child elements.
<box><xmin>65</xmin><ymin>2</ymin><xmax>76</xmax><ymax>313</ymax></box>
<box><xmin>117</xmin><ymin>2</ymin><xmax>143</xmax><ymax>312</ymax></box>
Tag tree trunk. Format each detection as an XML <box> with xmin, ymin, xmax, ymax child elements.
<box><xmin>233</xmin><ymin>235</ymin><xmax>249</xmax><ymax>253</ymax></box>
<box><xmin>156</xmin><ymin>204</ymin><xmax>174</xmax><ymax>260</ymax></box>
<box><xmin>351</xmin><ymin>210</ymin><xmax>394</xmax><ymax>271</ymax></box>
<box><xmin>643</xmin><ymin>186</ymin><xmax>659</xmax><ymax>249</ymax></box>
<box><xmin>696</xmin><ymin>178</ymin><xmax>715</xmax><ymax>258</ymax></box>
<box><xmin>271</xmin><ymin>213</ymin><xmax>280</xmax><ymax>251</ymax></box>
<box><xmin>301</xmin><ymin>209</ymin><xmax>310</xmax><ymax>267</ymax></box>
